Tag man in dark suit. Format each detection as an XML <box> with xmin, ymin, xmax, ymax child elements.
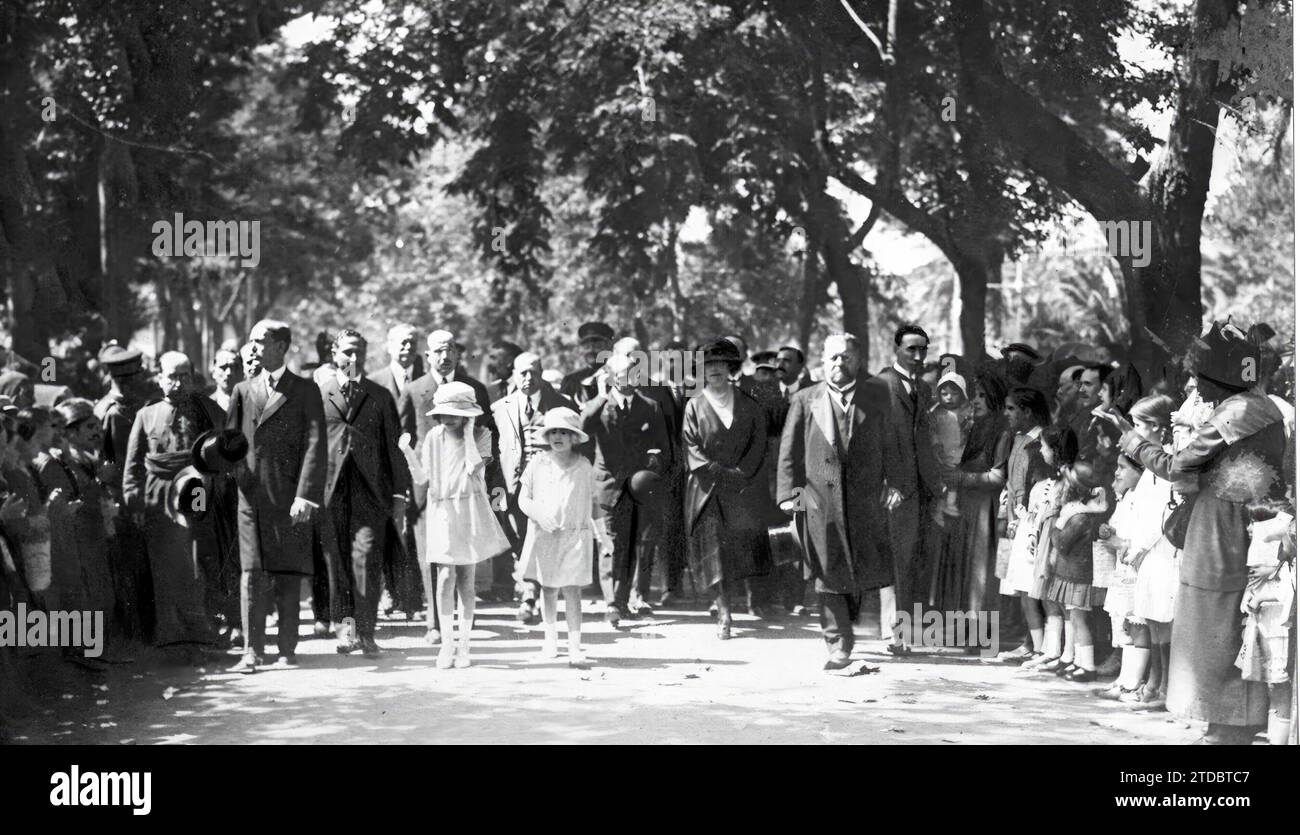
<box><xmin>398</xmin><ymin>329</ymin><xmax>494</xmax><ymax>639</ymax></box>
<box><xmin>363</xmin><ymin>322</ymin><xmax>423</xmax><ymax>619</ymax></box>
<box><xmin>778</xmin><ymin>334</ymin><xmax>896</xmax><ymax>669</ymax></box>
<box><xmin>860</xmin><ymin>324</ymin><xmax>945</xmax><ymax>653</ymax></box>
<box><xmin>583</xmin><ymin>353</ymin><xmax>671</xmax><ymax>626</ymax></box>
<box><xmin>368</xmin><ymin>323</ymin><xmax>422</xmax><ymax>405</ymax></box>
<box><xmin>768</xmin><ymin>345</ymin><xmax>817</xmax><ymax>614</ymax></box>
<box><xmin>319</xmin><ymin>329</ymin><xmax>411</xmax><ymax>657</ymax></box>
<box><xmin>649</xmin><ymin>339</ymin><xmax>694</xmax><ymax>606</ymax></box>
<box><xmin>225</xmin><ymin>320</ymin><xmax>328</xmax><ymax>673</ymax></box>
<box><xmin>560</xmin><ymin>321</ymin><xmax>615</xmax><ymax>407</ymax></box>
<box><xmin>492</xmin><ymin>352</ymin><xmax>577</xmax><ymax>622</ymax></box>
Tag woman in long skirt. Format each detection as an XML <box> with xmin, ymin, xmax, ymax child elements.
<box><xmin>682</xmin><ymin>339</ymin><xmax>770</xmax><ymax>640</ymax></box>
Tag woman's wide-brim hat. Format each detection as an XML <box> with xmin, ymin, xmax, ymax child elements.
<box><xmin>539</xmin><ymin>406</ymin><xmax>588</xmax><ymax>444</ymax></box>
<box><xmin>1194</xmin><ymin>320</ymin><xmax>1261</xmax><ymax>391</ymax></box>
<box><xmin>697</xmin><ymin>338</ymin><xmax>743</xmax><ymax>369</ymax></box>
<box><xmin>191</xmin><ymin>429</ymin><xmax>249</xmax><ymax>474</ymax></box>
<box><xmin>428</xmin><ymin>381</ymin><xmax>483</xmax><ymax>417</ymax></box>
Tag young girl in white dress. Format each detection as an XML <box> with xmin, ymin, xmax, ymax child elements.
<box><xmin>403</xmin><ymin>382</ymin><xmax>511</xmax><ymax>669</ymax></box>
<box><xmin>516</xmin><ymin>407</ymin><xmax>613</xmax><ymax>666</ymax></box>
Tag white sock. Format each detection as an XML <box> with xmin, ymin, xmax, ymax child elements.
<box><xmin>1267</xmin><ymin>710</ymin><xmax>1292</xmax><ymax>746</ymax></box>
<box><xmin>879</xmin><ymin>586</ymin><xmax>896</xmax><ymax>640</ymax></box>
<box><xmin>1074</xmin><ymin>644</ymin><xmax>1095</xmax><ymax>672</ymax></box>
<box><xmin>1029</xmin><ymin>627</ymin><xmax>1044</xmax><ymax>652</ymax></box>
<box><xmin>1119</xmin><ymin>647</ymin><xmax>1149</xmax><ymax>690</ymax></box>
<box><xmin>1041</xmin><ymin>628</ymin><xmax>1061</xmax><ymax>659</ymax></box>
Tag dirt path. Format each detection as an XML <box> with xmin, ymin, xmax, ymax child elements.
<box><xmin>5</xmin><ymin>600</ymin><xmax>1200</xmax><ymax>745</ymax></box>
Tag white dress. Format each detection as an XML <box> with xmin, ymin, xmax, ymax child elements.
<box><xmin>1128</xmin><ymin>465</ymin><xmax>1179</xmax><ymax>623</ymax></box>
<box><xmin>516</xmin><ymin>453</ymin><xmax>603</xmax><ymax>588</ymax></box>
<box><xmin>1005</xmin><ymin>478</ymin><xmax>1052</xmax><ymax>594</ymax></box>
<box><xmin>413</xmin><ymin>425</ymin><xmax>511</xmax><ymax>566</ymax></box>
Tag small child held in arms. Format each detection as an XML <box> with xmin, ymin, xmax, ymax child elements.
<box><xmin>931</xmin><ymin>371</ymin><xmax>972</xmax><ymax>519</ymax></box>
<box><xmin>516</xmin><ymin>407</ymin><xmax>614</xmax><ymax>666</ymax></box>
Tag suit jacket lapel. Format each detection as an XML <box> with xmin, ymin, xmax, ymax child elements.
<box><xmin>890</xmin><ymin>370</ymin><xmax>915</xmax><ymax>415</ymax></box>
<box><xmin>346</xmin><ymin>382</ymin><xmax>369</xmax><ymax>423</ymax></box>
<box><xmin>323</xmin><ymin>378</ymin><xmax>348</xmax><ymax>421</ymax></box>
<box><xmin>249</xmin><ymin>378</ymin><xmax>269</xmax><ymax>424</ymax></box>
<box><xmin>812</xmin><ymin>384</ymin><xmax>836</xmax><ymax>451</ymax></box>
<box><xmin>260</xmin><ymin>370</ymin><xmax>291</xmax><ymax>426</ymax></box>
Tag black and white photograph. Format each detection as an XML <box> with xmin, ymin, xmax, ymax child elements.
<box><xmin>0</xmin><ymin>0</ymin><xmax>1296</xmax><ymax>800</ymax></box>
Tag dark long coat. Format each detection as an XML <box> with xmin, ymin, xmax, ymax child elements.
<box><xmin>776</xmin><ymin>381</ymin><xmax>893</xmax><ymax>594</ymax></box>
<box><xmin>225</xmin><ymin>369</ymin><xmax>327</xmax><ymax>574</ymax></box>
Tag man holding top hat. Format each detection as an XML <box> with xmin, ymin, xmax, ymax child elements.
<box><xmin>123</xmin><ymin>351</ymin><xmax>234</xmax><ymax>656</ymax></box>
<box><xmin>777</xmin><ymin>333</ymin><xmax>896</xmax><ymax>670</ymax></box>
<box><xmin>225</xmin><ymin>320</ymin><xmax>328</xmax><ymax>673</ymax></box>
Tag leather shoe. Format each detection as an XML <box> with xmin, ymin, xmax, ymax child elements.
<box><xmin>228</xmin><ymin>654</ymin><xmax>258</xmax><ymax>674</ymax></box>
<box><xmin>517</xmin><ymin>600</ymin><xmax>539</xmax><ymax>624</ymax></box>
<box><xmin>312</xmin><ymin>620</ymin><xmax>330</xmax><ymax>639</ymax></box>
<box><xmin>360</xmin><ymin>638</ymin><xmax>381</xmax><ymax>658</ymax></box>
<box><xmin>336</xmin><ymin>640</ymin><xmax>361</xmax><ymax>655</ymax></box>
<box><xmin>272</xmin><ymin>654</ymin><xmax>298</xmax><ymax>668</ymax></box>
<box><xmin>604</xmin><ymin>606</ymin><xmax>621</xmax><ymax>628</ymax></box>
<box><xmin>823</xmin><ymin>650</ymin><xmax>852</xmax><ymax>671</ymax></box>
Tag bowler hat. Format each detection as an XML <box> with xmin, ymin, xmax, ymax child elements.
<box><xmin>578</xmin><ymin>322</ymin><xmax>615</xmax><ymax>342</ymax></box>
<box><xmin>191</xmin><ymin>429</ymin><xmax>249</xmax><ymax>474</ymax></box>
<box><xmin>627</xmin><ymin>469</ymin><xmax>662</xmax><ymax>504</ymax></box>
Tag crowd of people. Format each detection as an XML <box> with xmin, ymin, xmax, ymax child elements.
<box><xmin>0</xmin><ymin>315</ymin><xmax>1295</xmax><ymax>745</ymax></box>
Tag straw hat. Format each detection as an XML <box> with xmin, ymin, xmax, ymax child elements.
<box><xmin>427</xmin><ymin>381</ymin><xmax>482</xmax><ymax>418</ymax></box>
<box><xmin>539</xmin><ymin>406</ymin><xmax>588</xmax><ymax>444</ymax></box>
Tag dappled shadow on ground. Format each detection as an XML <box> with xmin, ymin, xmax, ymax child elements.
<box><xmin>4</xmin><ymin>599</ymin><xmax>1204</xmax><ymax>746</ymax></box>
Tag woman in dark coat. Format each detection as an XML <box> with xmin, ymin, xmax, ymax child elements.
<box><xmin>930</xmin><ymin>373</ymin><xmax>1010</xmax><ymax>647</ymax></box>
<box><xmin>1114</xmin><ymin>322</ymin><xmax>1288</xmax><ymax>744</ymax></box>
<box><xmin>682</xmin><ymin>340</ymin><xmax>770</xmax><ymax>639</ymax></box>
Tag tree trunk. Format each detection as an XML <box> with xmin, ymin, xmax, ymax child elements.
<box><xmin>952</xmin><ymin>243</ymin><xmax>1002</xmax><ymax>360</ymax></box>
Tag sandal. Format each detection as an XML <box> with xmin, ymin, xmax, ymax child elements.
<box><xmin>1066</xmin><ymin>667</ymin><xmax>1097</xmax><ymax>683</ymax></box>
<box><xmin>1019</xmin><ymin>652</ymin><xmax>1049</xmax><ymax>669</ymax></box>
<box><xmin>1036</xmin><ymin>657</ymin><xmax>1066</xmax><ymax>673</ymax></box>
<box><xmin>1055</xmin><ymin>663</ymin><xmax>1079</xmax><ymax>678</ymax></box>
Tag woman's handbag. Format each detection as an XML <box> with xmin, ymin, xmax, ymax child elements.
<box><xmin>1162</xmin><ymin>490</ymin><xmax>1192</xmax><ymax>549</ymax></box>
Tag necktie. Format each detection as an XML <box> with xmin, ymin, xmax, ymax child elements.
<box><xmin>266</xmin><ymin>372</ymin><xmax>277</xmax><ymax>399</ymax></box>
<box><xmin>525</xmin><ymin>397</ymin><xmax>535</xmax><ymax>423</ymax></box>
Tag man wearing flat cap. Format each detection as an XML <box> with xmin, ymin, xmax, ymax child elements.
<box><xmin>560</xmin><ymin>321</ymin><xmax>615</xmax><ymax>407</ymax></box>
<box><xmin>94</xmin><ymin>341</ymin><xmax>156</xmax><ymax>642</ymax></box>
<box><xmin>123</xmin><ymin>351</ymin><xmax>231</xmax><ymax>656</ymax></box>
